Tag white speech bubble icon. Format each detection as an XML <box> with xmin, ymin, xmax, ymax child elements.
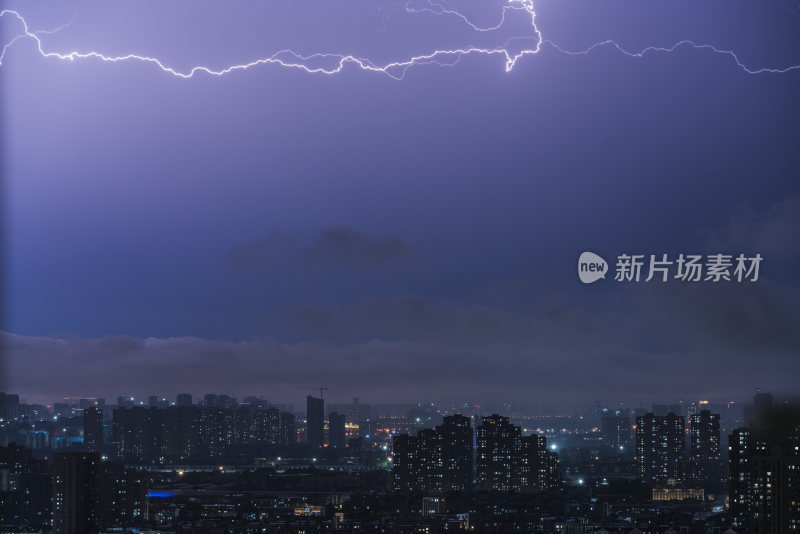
<box><xmin>578</xmin><ymin>251</ymin><xmax>608</xmax><ymax>284</ymax></box>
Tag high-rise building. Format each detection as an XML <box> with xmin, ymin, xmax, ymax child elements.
<box><xmin>729</xmin><ymin>410</ymin><xmax>800</xmax><ymax>532</ymax></box>
<box><xmin>416</xmin><ymin>428</ymin><xmax>442</xmax><ymax>492</ymax></box>
<box><xmin>99</xmin><ymin>462</ymin><xmax>147</xmax><ymax>527</ymax></box>
<box><xmin>438</xmin><ymin>414</ymin><xmax>473</xmax><ymax>491</ymax></box>
<box><xmin>392</xmin><ymin>433</ymin><xmax>418</xmax><ymax>492</ymax></box>
<box><xmin>161</xmin><ymin>406</ymin><xmax>202</xmax><ymax>460</ymax></box>
<box><xmin>0</xmin><ymin>443</ymin><xmax>51</xmax><ymax>530</ymax></box>
<box><xmin>729</xmin><ymin>427</ymin><xmax>752</xmax><ymax>530</ymax></box>
<box><xmin>112</xmin><ymin>407</ymin><xmax>160</xmax><ymax>462</ymax></box>
<box><xmin>689</xmin><ymin>410</ymin><xmax>721</xmax><ymax>490</ymax></box>
<box><xmin>521</xmin><ymin>433</ymin><xmax>550</xmax><ymax>491</ymax></box>
<box><xmin>306</xmin><ymin>396</ymin><xmax>324</xmax><ymax>448</ymax></box>
<box><xmin>601</xmin><ymin>409</ymin><xmax>632</xmax><ymax>450</ymax></box>
<box><xmin>250</xmin><ymin>407</ymin><xmax>280</xmax><ymax>446</ymax></box>
<box><xmin>280</xmin><ymin>411</ymin><xmax>296</xmax><ymax>446</ymax></box>
<box><xmin>329</xmin><ymin>412</ymin><xmax>346</xmax><ymax>448</ymax></box>
<box><xmin>176</xmin><ymin>393</ymin><xmax>193</xmax><ymax>407</ymax></box>
<box><xmin>83</xmin><ymin>408</ymin><xmax>103</xmax><ymax>453</ymax></box>
<box><xmin>0</xmin><ymin>393</ymin><xmax>20</xmax><ymax>421</ymax></box>
<box><xmin>201</xmin><ymin>406</ymin><xmax>234</xmax><ymax>457</ymax></box>
<box><xmin>234</xmin><ymin>405</ymin><xmax>256</xmax><ymax>444</ymax></box>
<box><xmin>53</xmin><ymin>452</ymin><xmax>100</xmax><ymax>534</ymax></box>
<box><xmin>691</xmin><ymin>410</ymin><xmax>720</xmax><ymax>460</ymax></box>
<box><xmin>635</xmin><ymin>412</ymin><xmax>685</xmax><ymax>484</ymax></box>
<box><xmin>476</xmin><ymin>414</ymin><xmax>521</xmax><ymax>491</ymax></box>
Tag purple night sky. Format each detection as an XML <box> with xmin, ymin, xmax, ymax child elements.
<box><xmin>1</xmin><ymin>0</ymin><xmax>799</xmax><ymax>407</ymax></box>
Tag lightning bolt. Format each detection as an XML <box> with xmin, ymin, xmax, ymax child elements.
<box><xmin>1</xmin><ymin>1</ymin><xmax>798</xmax><ymax>80</ymax></box>
<box><xmin>542</xmin><ymin>39</ymin><xmax>800</xmax><ymax>75</ymax></box>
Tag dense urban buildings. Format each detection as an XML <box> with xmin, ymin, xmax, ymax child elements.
<box><xmin>472</xmin><ymin>414</ymin><xmax>557</xmax><ymax>492</ymax></box>
<box><xmin>0</xmin><ymin>390</ymin><xmax>798</xmax><ymax>532</ymax></box>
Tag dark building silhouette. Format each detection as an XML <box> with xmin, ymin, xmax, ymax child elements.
<box><xmin>477</xmin><ymin>414</ymin><xmax>521</xmax><ymax>491</ymax></box>
<box><xmin>0</xmin><ymin>393</ymin><xmax>20</xmax><ymax>421</ymax></box>
<box><xmin>438</xmin><ymin>414</ymin><xmax>473</xmax><ymax>491</ymax></box>
<box><xmin>112</xmin><ymin>403</ymin><xmax>302</xmax><ymax>462</ymax></box>
<box><xmin>729</xmin><ymin>427</ymin><xmax>752</xmax><ymax>530</ymax></box>
<box><xmin>162</xmin><ymin>406</ymin><xmax>202</xmax><ymax>460</ymax></box>
<box><xmin>475</xmin><ymin>414</ymin><xmax>555</xmax><ymax>492</ymax></box>
<box><xmin>0</xmin><ymin>443</ymin><xmax>51</xmax><ymax>529</ymax></box>
<box><xmin>521</xmin><ymin>433</ymin><xmax>552</xmax><ymax>490</ymax></box>
<box><xmin>203</xmin><ymin>393</ymin><xmax>237</xmax><ymax>409</ymax></box>
<box><xmin>601</xmin><ymin>408</ymin><xmax>632</xmax><ymax>450</ymax></box>
<box><xmin>691</xmin><ymin>410</ymin><xmax>720</xmax><ymax>460</ymax></box>
<box><xmin>176</xmin><ymin>393</ymin><xmax>193</xmax><ymax>406</ymax></box>
<box><xmin>99</xmin><ymin>462</ymin><xmax>147</xmax><ymax>528</ymax></box>
<box><xmin>307</xmin><ymin>395</ymin><xmax>324</xmax><ymax>448</ymax></box>
<box><xmin>232</xmin><ymin>405</ymin><xmax>281</xmax><ymax>447</ymax></box>
<box><xmin>234</xmin><ymin>405</ymin><xmax>256</xmax><ymax>444</ymax></box>
<box><xmin>280</xmin><ymin>411</ymin><xmax>296</xmax><ymax>446</ymax></box>
<box><xmin>263</xmin><ymin>407</ymin><xmax>281</xmax><ymax>445</ymax></box>
<box><xmin>83</xmin><ymin>407</ymin><xmax>103</xmax><ymax>453</ymax></box>
<box><xmin>391</xmin><ymin>428</ymin><xmax>438</xmax><ymax>492</ymax></box>
<box><xmin>53</xmin><ymin>452</ymin><xmax>100</xmax><ymax>534</ymax></box>
<box><xmin>392</xmin><ymin>414</ymin><xmax>474</xmax><ymax>493</ymax></box>
<box><xmin>635</xmin><ymin>412</ymin><xmax>685</xmax><ymax>484</ymax></box>
<box><xmin>114</xmin><ymin>406</ymin><xmax>202</xmax><ymax>462</ymax></box>
<box><xmin>729</xmin><ymin>409</ymin><xmax>800</xmax><ymax>533</ymax></box>
<box><xmin>201</xmin><ymin>406</ymin><xmax>234</xmax><ymax>457</ymax></box>
<box><xmin>392</xmin><ymin>433</ymin><xmax>418</xmax><ymax>492</ymax></box>
<box><xmin>688</xmin><ymin>409</ymin><xmax>722</xmax><ymax>490</ymax></box>
<box><xmin>112</xmin><ymin>407</ymin><xmax>161</xmax><ymax>462</ymax></box>
<box><xmin>417</xmin><ymin>427</ymin><xmax>441</xmax><ymax>491</ymax></box>
<box><xmin>329</xmin><ymin>412</ymin><xmax>346</xmax><ymax>448</ymax></box>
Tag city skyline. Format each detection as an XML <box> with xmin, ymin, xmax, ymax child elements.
<box><xmin>2</xmin><ymin>386</ymin><xmax>794</xmax><ymax>412</ymax></box>
<box><xmin>2</xmin><ymin>1</ymin><xmax>799</xmax><ymax>529</ymax></box>
<box><xmin>2</xmin><ymin>387</ymin><xmax>798</xmax><ymax>531</ymax></box>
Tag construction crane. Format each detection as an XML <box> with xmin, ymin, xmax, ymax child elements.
<box><xmin>296</xmin><ymin>386</ymin><xmax>328</xmax><ymax>400</ymax></box>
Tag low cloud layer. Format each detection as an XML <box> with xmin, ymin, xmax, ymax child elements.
<box><xmin>4</xmin><ymin>275</ymin><xmax>799</xmax><ymax>407</ymax></box>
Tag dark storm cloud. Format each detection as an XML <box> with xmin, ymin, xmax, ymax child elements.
<box><xmin>708</xmin><ymin>195</ymin><xmax>800</xmax><ymax>258</ymax></box>
<box><xmin>626</xmin><ymin>281</ymin><xmax>800</xmax><ymax>355</ymax></box>
<box><xmin>226</xmin><ymin>231</ymin><xmax>302</xmax><ymax>271</ymax></box>
<box><xmin>227</xmin><ymin>225</ymin><xmax>413</xmax><ymax>272</ymax></box>
<box><xmin>280</xmin><ymin>277</ymin><xmax>800</xmax><ymax>361</ymax></box>
<box><xmin>310</xmin><ymin>225</ymin><xmax>413</xmax><ymax>264</ymax></box>
<box><xmin>284</xmin><ymin>295</ymin><xmax>613</xmax><ymax>350</ymax></box>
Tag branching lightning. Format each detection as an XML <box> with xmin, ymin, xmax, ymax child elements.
<box><xmin>1</xmin><ymin>0</ymin><xmax>798</xmax><ymax>80</ymax></box>
<box><xmin>543</xmin><ymin>39</ymin><xmax>800</xmax><ymax>75</ymax></box>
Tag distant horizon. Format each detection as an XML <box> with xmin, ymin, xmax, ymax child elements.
<box><xmin>5</xmin><ymin>386</ymin><xmax>795</xmax><ymax>414</ymax></box>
